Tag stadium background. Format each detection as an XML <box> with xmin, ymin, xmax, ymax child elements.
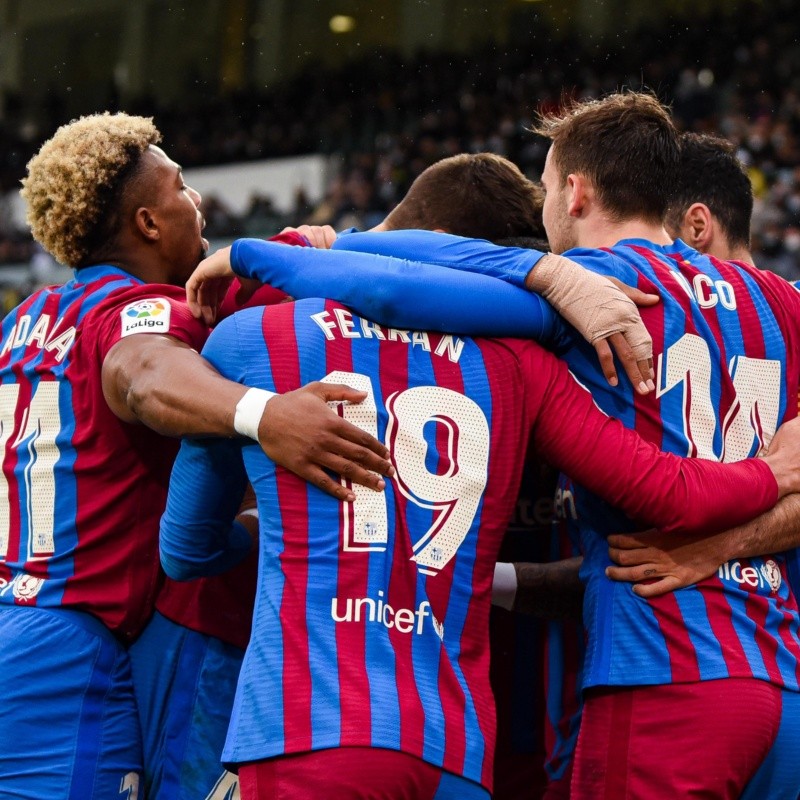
<box><xmin>0</xmin><ymin>0</ymin><xmax>798</xmax><ymax>309</ymax></box>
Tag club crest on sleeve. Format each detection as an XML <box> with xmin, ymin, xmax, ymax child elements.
<box><xmin>120</xmin><ymin>298</ymin><xmax>172</xmax><ymax>337</ymax></box>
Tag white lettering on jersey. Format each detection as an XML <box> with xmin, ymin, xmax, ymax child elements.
<box><xmin>554</xmin><ymin>486</ymin><xmax>578</xmax><ymax>520</ymax></box>
<box><xmin>0</xmin><ymin>572</ymin><xmax>46</xmax><ymax>600</ymax></box>
<box><xmin>672</xmin><ymin>269</ymin><xmax>737</xmax><ymax>311</ymax></box>
<box><xmin>0</xmin><ymin>313</ymin><xmax>76</xmax><ymax>362</ymax></box>
<box><xmin>717</xmin><ymin>558</ymin><xmax>782</xmax><ymax>592</ymax></box>
<box><xmin>331</xmin><ymin>592</ymin><xmax>443</xmax><ymax>639</ymax></box>
<box><xmin>309</xmin><ymin>310</ymin><xmax>464</xmax><ymax>362</ymax></box>
<box><xmin>120</xmin><ymin>298</ymin><xmax>172</xmax><ymax>337</ymax></box>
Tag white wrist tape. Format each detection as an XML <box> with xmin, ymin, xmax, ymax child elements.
<box><xmin>233</xmin><ymin>388</ymin><xmax>276</xmax><ymax>441</ymax></box>
<box><xmin>491</xmin><ymin>562</ymin><xmax>518</xmax><ymax>611</ymax></box>
<box><xmin>238</xmin><ymin>508</ymin><xmax>259</xmax><ymax>519</ymax></box>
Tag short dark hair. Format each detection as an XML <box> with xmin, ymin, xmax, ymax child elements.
<box><xmin>384</xmin><ymin>153</ymin><xmax>545</xmax><ymax>242</ymax></box>
<box><xmin>532</xmin><ymin>92</ymin><xmax>680</xmax><ymax>225</ymax></box>
<box><xmin>664</xmin><ymin>132</ymin><xmax>753</xmax><ymax>250</ymax></box>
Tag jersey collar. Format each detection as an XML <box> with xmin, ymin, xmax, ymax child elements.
<box><xmin>73</xmin><ymin>264</ymin><xmax>145</xmax><ymax>285</ymax></box>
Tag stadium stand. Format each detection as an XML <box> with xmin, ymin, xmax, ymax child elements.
<box><xmin>0</xmin><ymin>0</ymin><xmax>798</xmax><ymax>305</ymax></box>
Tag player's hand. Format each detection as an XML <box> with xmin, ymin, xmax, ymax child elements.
<box><xmin>281</xmin><ymin>225</ymin><xmax>337</xmax><ymax>249</ymax></box>
<box><xmin>186</xmin><ymin>246</ymin><xmax>238</xmax><ymax>326</ymax></box>
<box><xmin>527</xmin><ymin>254</ymin><xmax>658</xmax><ymax>394</ymax></box>
<box><xmin>760</xmin><ymin>416</ymin><xmax>800</xmax><ymax>498</ymax></box>
<box><xmin>605</xmin><ymin>528</ymin><xmax>722</xmax><ymax>597</ymax></box>
<box><xmin>258</xmin><ymin>382</ymin><xmax>394</xmax><ymax>502</ymax></box>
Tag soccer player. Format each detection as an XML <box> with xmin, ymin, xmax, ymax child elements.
<box><xmin>160</xmin><ymin>288</ymin><xmax>800</xmax><ymax>800</ymax></box>
<box><xmin>196</xmin><ymin>93</ymin><xmax>800</xmax><ymax>798</ymax></box>
<box><xmin>130</xmin><ymin>152</ymin><xmax>548</xmax><ymax>800</ymax></box>
<box><xmin>0</xmin><ymin>112</ymin><xmax>393</xmax><ymax>798</ymax></box>
<box><xmin>664</xmin><ymin>131</ymin><xmax>755</xmax><ymax>265</ymax></box>
<box><xmin>606</xmin><ymin>129</ymin><xmax>762</xmax><ymax>594</ymax></box>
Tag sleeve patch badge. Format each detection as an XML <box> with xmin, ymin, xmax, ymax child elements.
<box><xmin>120</xmin><ymin>298</ymin><xmax>172</xmax><ymax>337</ymax></box>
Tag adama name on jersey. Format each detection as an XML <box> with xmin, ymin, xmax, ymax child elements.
<box><xmin>0</xmin><ymin>313</ymin><xmax>75</xmax><ymax>362</ymax></box>
<box><xmin>310</xmin><ymin>308</ymin><xmax>465</xmax><ymax>363</ymax></box>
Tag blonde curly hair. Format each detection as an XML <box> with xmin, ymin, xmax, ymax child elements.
<box><xmin>20</xmin><ymin>112</ymin><xmax>161</xmax><ymax>268</ymax></box>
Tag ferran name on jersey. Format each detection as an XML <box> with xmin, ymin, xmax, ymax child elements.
<box><xmin>120</xmin><ymin>298</ymin><xmax>172</xmax><ymax>337</ymax></box>
<box><xmin>310</xmin><ymin>308</ymin><xmax>465</xmax><ymax>363</ymax></box>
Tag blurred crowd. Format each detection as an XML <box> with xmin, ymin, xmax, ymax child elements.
<box><xmin>1</xmin><ymin>0</ymin><xmax>799</xmax><ymax>299</ymax></box>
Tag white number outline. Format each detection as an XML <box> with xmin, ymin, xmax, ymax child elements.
<box><xmin>323</xmin><ymin>371</ymin><xmax>490</xmax><ymax>576</ymax></box>
<box><xmin>656</xmin><ymin>333</ymin><xmax>781</xmax><ymax>462</ymax></box>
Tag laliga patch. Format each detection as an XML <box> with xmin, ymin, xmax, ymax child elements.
<box><xmin>120</xmin><ymin>298</ymin><xmax>172</xmax><ymax>337</ymax></box>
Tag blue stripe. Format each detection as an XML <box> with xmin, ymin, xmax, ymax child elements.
<box><xmin>294</xmin><ymin>301</ymin><xmax>343</xmax><ymax>749</ymax></box>
<box><xmin>673</xmin><ymin>587</ymin><xmax>728</xmax><ymax>680</ymax></box>
<box><xmin>229</xmin><ymin>318</ymin><xmax>286</xmax><ymax>758</ymax></box>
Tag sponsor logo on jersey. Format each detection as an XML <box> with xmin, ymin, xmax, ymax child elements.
<box><xmin>0</xmin><ymin>572</ymin><xmax>45</xmax><ymax>601</ymax></box>
<box><xmin>120</xmin><ymin>298</ymin><xmax>172</xmax><ymax>337</ymax></box>
<box><xmin>331</xmin><ymin>591</ymin><xmax>444</xmax><ymax>639</ymax></box>
<box><xmin>718</xmin><ymin>558</ymin><xmax>782</xmax><ymax>592</ymax></box>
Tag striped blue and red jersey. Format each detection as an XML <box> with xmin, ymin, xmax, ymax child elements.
<box><xmin>553</xmin><ymin>240</ymin><xmax>800</xmax><ymax>691</ymax></box>
<box><xmin>308</xmin><ymin>230</ymin><xmax>800</xmax><ymax>692</ymax></box>
<box><xmin>160</xmin><ymin>296</ymin><xmax>781</xmax><ymax>792</ymax></box>
<box><xmin>0</xmin><ymin>265</ymin><xmax>207</xmax><ymax>641</ymax></box>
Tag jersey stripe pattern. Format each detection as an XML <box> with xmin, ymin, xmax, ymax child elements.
<box><xmin>221</xmin><ymin>299</ymin><xmax>530</xmax><ymax>790</ymax></box>
<box><xmin>556</xmin><ymin>239</ymin><xmax>800</xmax><ymax>691</ymax></box>
<box><xmin>175</xmin><ymin>298</ymin><xmax>778</xmax><ymax>792</ymax></box>
<box><xmin>0</xmin><ymin>266</ymin><xmax>207</xmax><ymax>641</ymax></box>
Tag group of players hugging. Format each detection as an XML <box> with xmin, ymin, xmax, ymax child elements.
<box><xmin>2</xmin><ymin>89</ymin><xmax>800</xmax><ymax>800</ymax></box>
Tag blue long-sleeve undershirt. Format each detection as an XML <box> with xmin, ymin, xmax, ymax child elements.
<box><xmin>229</xmin><ymin>234</ymin><xmax>564</xmax><ymax>342</ymax></box>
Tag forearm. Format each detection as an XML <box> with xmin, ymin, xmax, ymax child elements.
<box><xmin>160</xmin><ymin>436</ymin><xmax>250</xmax><ymax>580</ymax></box>
<box><xmin>711</xmin><ymin>494</ymin><xmax>800</xmax><ymax>562</ymax></box>
<box><xmin>103</xmin><ymin>335</ymin><xmax>247</xmax><ymax>437</ymax></box>
<box><xmin>511</xmin><ymin>558</ymin><xmax>584</xmax><ymax>619</ymax></box>
<box><xmin>160</xmin><ymin>519</ymin><xmax>253</xmax><ymax>580</ymax></box>
<box><xmin>531</xmin><ymin>352</ymin><xmax>778</xmax><ymax>534</ymax></box>
<box><xmin>231</xmin><ymin>237</ymin><xmax>559</xmax><ymax>339</ymax></box>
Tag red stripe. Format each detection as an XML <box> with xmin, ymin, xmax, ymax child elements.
<box><xmin>744</xmin><ymin>588</ymin><xmax>782</xmax><ymax>683</ymax></box>
<box><xmin>262</xmin><ymin>302</ymin><xmax>314</xmax><ymax>752</ymax></box>
<box><xmin>323</xmin><ymin>301</ymin><xmax>372</xmax><ymax>747</ymax></box>
<box><xmin>631</xmin><ymin>248</ymin><xmax>756</xmax><ymax>677</ymax></box>
<box><xmin>646</xmin><ymin>592</ymin><xmax>701</xmax><ymax>681</ymax></box>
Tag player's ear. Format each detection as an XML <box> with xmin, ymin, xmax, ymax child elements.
<box><xmin>134</xmin><ymin>206</ymin><xmax>161</xmax><ymax>243</ymax></box>
<box><xmin>566</xmin><ymin>173</ymin><xmax>588</xmax><ymax>217</ymax></box>
<box><xmin>684</xmin><ymin>203</ymin><xmax>713</xmax><ymax>250</ymax></box>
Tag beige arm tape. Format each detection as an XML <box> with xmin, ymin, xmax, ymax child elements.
<box><xmin>527</xmin><ymin>254</ymin><xmax>652</xmax><ymax>362</ymax></box>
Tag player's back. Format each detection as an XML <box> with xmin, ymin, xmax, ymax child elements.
<box><xmin>557</xmin><ymin>238</ymin><xmax>800</xmax><ymax>690</ymax></box>
<box><xmin>0</xmin><ymin>266</ymin><xmax>199</xmax><ymax>640</ymax></box>
<box><xmin>205</xmin><ymin>299</ymin><xmax>546</xmax><ymax>790</ymax></box>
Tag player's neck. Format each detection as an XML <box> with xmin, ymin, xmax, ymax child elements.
<box><xmin>576</xmin><ymin>217</ymin><xmax>672</xmax><ymax>250</ymax></box>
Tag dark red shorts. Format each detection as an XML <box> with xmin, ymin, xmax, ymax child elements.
<box><xmin>239</xmin><ymin>746</ymin><xmax>489</xmax><ymax>800</ymax></box>
<box><xmin>571</xmin><ymin>678</ymin><xmax>784</xmax><ymax>799</ymax></box>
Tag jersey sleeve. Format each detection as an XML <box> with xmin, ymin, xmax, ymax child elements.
<box><xmin>518</xmin><ymin>342</ymin><xmax>779</xmax><ymax>534</ymax></box>
<box><xmin>229</xmin><ymin>237</ymin><xmax>561</xmax><ymax>341</ymax></box>
<box><xmin>332</xmin><ymin>229</ymin><xmax>544</xmax><ymax>286</ymax></box>
<box><xmin>87</xmin><ymin>283</ymin><xmax>209</xmax><ymax>363</ymax></box>
<box><xmin>159</xmin><ymin>436</ymin><xmax>251</xmax><ymax>580</ymax></box>
<box><xmin>159</xmin><ymin>314</ymin><xmax>254</xmax><ymax>580</ymax></box>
